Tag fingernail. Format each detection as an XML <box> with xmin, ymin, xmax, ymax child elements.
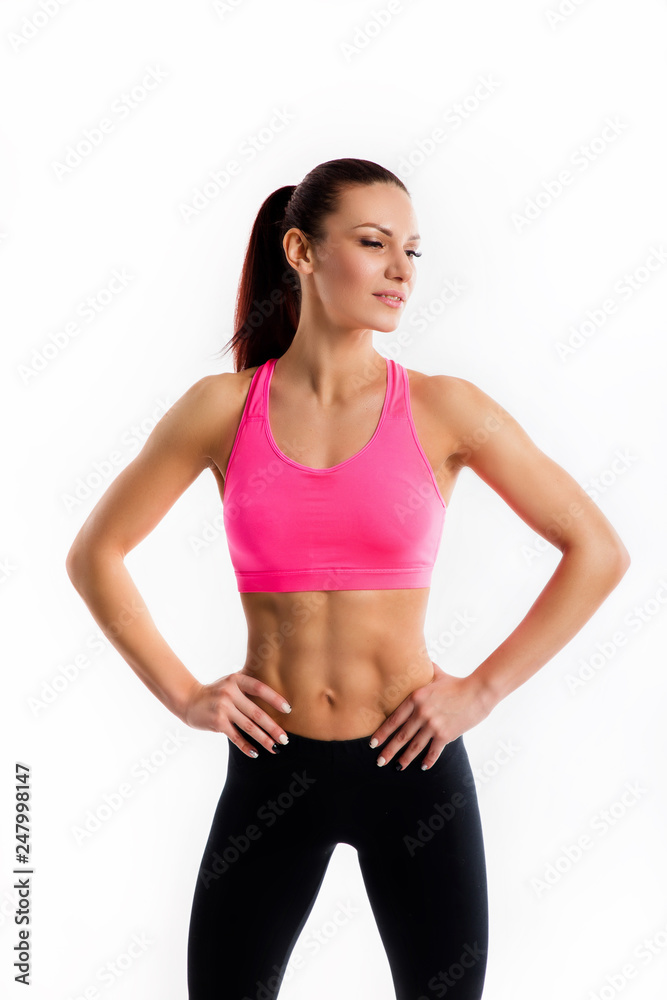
<box><xmin>394</xmin><ymin>762</ymin><xmax>403</xmax><ymax>771</ymax></box>
<box><xmin>369</xmin><ymin>738</ymin><xmax>378</xmax><ymax>748</ymax></box>
<box><xmin>282</xmin><ymin>702</ymin><xmax>292</xmax><ymax>713</ymax></box>
<box><xmin>271</xmin><ymin>744</ymin><xmax>281</xmax><ymax>754</ymax></box>
<box><xmin>278</xmin><ymin>734</ymin><xmax>289</xmax><ymax>745</ymax></box>
<box><xmin>377</xmin><ymin>756</ymin><xmax>386</xmax><ymax>767</ymax></box>
<box><xmin>249</xmin><ymin>750</ymin><xmax>258</xmax><ymax>758</ymax></box>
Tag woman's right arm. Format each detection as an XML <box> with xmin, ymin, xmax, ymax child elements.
<box><xmin>65</xmin><ymin>375</ymin><xmax>291</xmax><ymax>756</ymax></box>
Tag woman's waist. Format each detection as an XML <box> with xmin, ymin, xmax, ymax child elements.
<box><xmin>239</xmin><ymin>647</ymin><xmax>435</xmax><ymax>740</ymax></box>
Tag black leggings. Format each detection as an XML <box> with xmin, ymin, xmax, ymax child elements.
<box><xmin>187</xmin><ymin>728</ymin><xmax>488</xmax><ymax>1000</ymax></box>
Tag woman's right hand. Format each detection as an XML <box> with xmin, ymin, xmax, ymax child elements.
<box><xmin>180</xmin><ymin>671</ymin><xmax>292</xmax><ymax>758</ymax></box>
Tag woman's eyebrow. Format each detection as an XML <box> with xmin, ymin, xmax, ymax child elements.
<box><xmin>352</xmin><ymin>222</ymin><xmax>421</xmax><ymax>241</ymax></box>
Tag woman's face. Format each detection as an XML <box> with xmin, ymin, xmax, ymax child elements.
<box><xmin>286</xmin><ymin>182</ymin><xmax>421</xmax><ymax>335</ymax></box>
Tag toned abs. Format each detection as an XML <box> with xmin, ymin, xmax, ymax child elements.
<box><xmin>208</xmin><ymin>363</ymin><xmax>462</xmax><ymax>739</ymax></box>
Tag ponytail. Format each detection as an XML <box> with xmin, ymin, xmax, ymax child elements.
<box><xmin>217</xmin><ymin>159</ymin><xmax>409</xmax><ymax>371</ymax></box>
<box><xmin>221</xmin><ymin>185</ymin><xmax>300</xmax><ymax>372</ymax></box>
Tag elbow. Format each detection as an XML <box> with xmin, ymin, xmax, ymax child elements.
<box><xmin>66</xmin><ymin>523</ymin><xmax>89</xmax><ymax>585</ymax></box>
<box><xmin>65</xmin><ymin>540</ymin><xmax>108</xmax><ymax>588</ymax></box>
<box><xmin>602</xmin><ymin>527</ymin><xmax>632</xmax><ymax>581</ymax></box>
<box><xmin>612</xmin><ymin>541</ymin><xmax>631</xmax><ymax>580</ymax></box>
<box><xmin>606</xmin><ymin>546</ymin><xmax>631</xmax><ymax>600</ymax></box>
<box><xmin>65</xmin><ymin>543</ymin><xmax>86</xmax><ymax>588</ymax></box>
<box><xmin>66</xmin><ymin>538</ymin><xmax>124</xmax><ymax>587</ymax></box>
<box><xmin>562</xmin><ymin>533</ymin><xmax>631</xmax><ymax>585</ymax></box>
<box><xmin>585</xmin><ymin>537</ymin><xmax>632</xmax><ymax>587</ymax></box>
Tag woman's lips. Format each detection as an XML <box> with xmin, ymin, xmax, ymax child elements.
<box><xmin>373</xmin><ymin>293</ymin><xmax>404</xmax><ymax>308</ymax></box>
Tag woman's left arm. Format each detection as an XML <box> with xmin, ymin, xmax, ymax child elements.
<box><xmin>459</xmin><ymin>378</ymin><xmax>631</xmax><ymax>710</ymax></box>
<box><xmin>370</xmin><ymin>377</ymin><xmax>631</xmax><ymax>770</ymax></box>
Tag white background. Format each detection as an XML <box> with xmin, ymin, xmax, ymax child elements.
<box><xmin>2</xmin><ymin>1</ymin><xmax>666</xmax><ymax>998</ymax></box>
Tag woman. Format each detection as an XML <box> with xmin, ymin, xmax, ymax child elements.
<box><xmin>66</xmin><ymin>157</ymin><xmax>631</xmax><ymax>1000</ymax></box>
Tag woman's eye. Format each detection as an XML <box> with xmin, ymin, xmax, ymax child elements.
<box><xmin>359</xmin><ymin>239</ymin><xmax>422</xmax><ymax>258</ymax></box>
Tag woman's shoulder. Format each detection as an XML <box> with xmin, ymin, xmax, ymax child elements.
<box><xmin>403</xmin><ymin>364</ymin><xmax>472</xmax><ymax>390</ymax></box>
<box><xmin>403</xmin><ymin>364</ymin><xmax>491</xmax><ymax>411</ymax></box>
<box><xmin>161</xmin><ymin>368</ymin><xmax>262</xmax><ymax>456</ymax></box>
<box><xmin>402</xmin><ymin>364</ymin><xmax>515</xmax><ymax>445</ymax></box>
<box><xmin>186</xmin><ymin>366</ymin><xmax>261</xmax><ymax>403</ymax></box>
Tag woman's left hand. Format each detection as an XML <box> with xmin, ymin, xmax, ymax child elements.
<box><xmin>368</xmin><ymin>661</ymin><xmax>495</xmax><ymax>771</ymax></box>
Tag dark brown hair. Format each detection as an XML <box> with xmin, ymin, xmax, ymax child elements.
<box><xmin>217</xmin><ymin>157</ymin><xmax>409</xmax><ymax>371</ymax></box>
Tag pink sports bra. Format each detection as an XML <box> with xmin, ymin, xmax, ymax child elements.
<box><xmin>222</xmin><ymin>356</ymin><xmax>447</xmax><ymax>593</ymax></box>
